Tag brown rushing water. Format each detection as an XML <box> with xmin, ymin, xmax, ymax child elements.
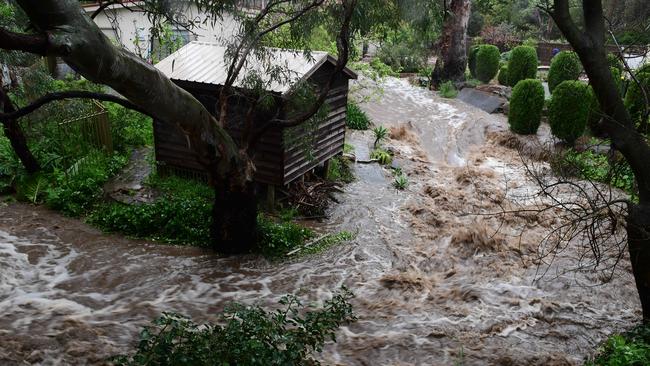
<box><xmin>0</xmin><ymin>77</ymin><xmax>642</xmax><ymax>365</ymax></box>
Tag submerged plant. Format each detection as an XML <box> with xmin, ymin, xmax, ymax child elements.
<box><xmin>373</xmin><ymin>126</ymin><xmax>388</xmax><ymax>148</ymax></box>
<box><xmin>393</xmin><ymin>174</ymin><xmax>408</xmax><ymax>190</ymax></box>
<box><xmin>439</xmin><ymin>81</ymin><xmax>458</xmax><ymax>98</ymax></box>
<box><xmin>370</xmin><ymin>148</ymin><xmax>392</xmax><ymax>165</ymax></box>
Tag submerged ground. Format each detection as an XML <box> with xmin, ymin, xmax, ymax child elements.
<box><xmin>0</xmin><ymin>77</ymin><xmax>641</xmax><ymax>365</ymax></box>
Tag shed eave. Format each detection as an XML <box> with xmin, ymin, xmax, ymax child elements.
<box><xmin>280</xmin><ymin>55</ymin><xmax>358</xmax><ymax>97</ymax></box>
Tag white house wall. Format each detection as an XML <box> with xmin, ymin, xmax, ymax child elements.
<box><xmin>83</xmin><ymin>3</ymin><xmax>241</xmax><ymax>59</ymax></box>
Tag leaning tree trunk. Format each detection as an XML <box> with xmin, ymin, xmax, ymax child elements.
<box><xmin>211</xmin><ymin>178</ymin><xmax>258</xmax><ymax>254</ymax></box>
<box><xmin>0</xmin><ymin>88</ymin><xmax>40</xmax><ymax>174</ymax></box>
<box><xmin>12</xmin><ymin>0</ymin><xmax>256</xmax><ymax>252</ymax></box>
<box><xmin>548</xmin><ymin>0</ymin><xmax>650</xmax><ymax>320</ymax></box>
<box><xmin>431</xmin><ymin>0</ymin><xmax>471</xmax><ymax>88</ymax></box>
<box><xmin>627</xmin><ymin>204</ymin><xmax>650</xmax><ymax>321</ymax></box>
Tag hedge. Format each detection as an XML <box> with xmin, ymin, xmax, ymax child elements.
<box><xmin>498</xmin><ymin>65</ymin><xmax>508</xmax><ymax>86</ymax></box>
<box><xmin>548</xmin><ymin>80</ymin><xmax>590</xmax><ymax>144</ymax></box>
<box><xmin>507</xmin><ymin>46</ymin><xmax>538</xmax><ymax>86</ymax></box>
<box><xmin>508</xmin><ymin>79</ymin><xmax>545</xmax><ymax>135</ymax></box>
<box><xmin>548</xmin><ymin>51</ymin><xmax>582</xmax><ymax>93</ymax></box>
<box><xmin>475</xmin><ymin>44</ymin><xmax>500</xmax><ymax>83</ymax></box>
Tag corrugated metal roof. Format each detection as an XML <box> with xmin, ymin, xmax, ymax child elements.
<box><xmin>155</xmin><ymin>41</ymin><xmax>356</xmax><ymax>94</ymax></box>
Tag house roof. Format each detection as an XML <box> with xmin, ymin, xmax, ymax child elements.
<box><xmin>154</xmin><ymin>41</ymin><xmax>357</xmax><ymax>94</ymax></box>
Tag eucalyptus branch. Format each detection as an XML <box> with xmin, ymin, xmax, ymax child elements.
<box><xmin>0</xmin><ymin>27</ymin><xmax>49</xmax><ymax>56</ymax></box>
<box><xmin>0</xmin><ymin>91</ymin><xmax>150</xmax><ymax>122</ymax></box>
<box><xmin>90</xmin><ymin>0</ymin><xmax>121</xmax><ymax>19</ymax></box>
<box><xmin>243</xmin><ymin>0</ymin><xmax>355</xmax><ymax>151</ymax></box>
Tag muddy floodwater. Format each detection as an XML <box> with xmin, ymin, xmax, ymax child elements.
<box><xmin>0</xmin><ymin>77</ymin><xmax>642</xmax><ymax>365</ymax></box>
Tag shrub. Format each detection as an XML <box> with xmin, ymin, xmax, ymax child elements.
<box><xmin>497</xmin><ymin>65</ymin><xmax>508</xmax><ymax>85</ymax></box>
<box><xmin>475</xmin><ymin>44</ymin><xmax>500</xmax><ymax>83</ymax></box>
<box><xmin>393</xmin><ymin>174</ymin><xmax>408</xmax><ymax>190</ymax></box>
<box><xmin>326</xmin><ymin>156</ymin><xmax>354</xmax><ymax>183</ymax></box>
<box><xmin>607</xmin><ymin>53</ymin><xmax>624</xmax><ymax>73</ymax></box>
<box><xmin>508</xmin><ymin>79</ymin><xmax>545</xmax><ymax>135</ymax></box>
<box><xmin>370</xmin><ymin>148</ymin><xmax>392</xmax><ymax>165</ymax></box>
<box><xmin>88</xmin><ymin>175</ymin><xmax>214</xmax><ymax>245</ymax></box>
<box><xmin>257</xmin><ymin>215</ymin><xmax>314</xmax><ymax>259</ymax></box>
<box><xmin>44</xmin><ymin>151</ymin><xmax>128</xmax><ymax>216</ymax></box>
<box><xmin>624</xmin><ymin>71</ymin><xmax>650</xmax><ymax>127</ymax></box>
<box><xmin>89</xmin><ymin>175</ymin><xmax>316</xmax><ymax>255</ymax></box>
<box><xmin>369</xmin><ymin>58</ymin><xmax>400</xmax><ymax>78</ymax></box>
<box><xmin>552</xmin><ymin>146</ymin><xmax>638</xmax><ymax>202</ymax></box>
<box><xmin>113</xmin><ymin>288</ymin><xmax>357</xmax><ymax>366</ymax></box>
<box><xmin>548</xmin><ymin>51</ymin><xmax>582</xmax><ymax>93</ymax></box>
<box><xmin>480</xmin><ymin>23</ymin><xmax>519</xmax><ymax>51</ymax></box>
<box><xmin>468</xmin><ymin>46</ymin><xmax>480</xmax><ymax>78</ymax></box>
<box><xmin>507</xmin><ymin>46</ymin><xmax>538</xmax><ymax>86</ymax></box>
<box><xmin>587</xmin><ymin>324</ymin><xmax>650</xmax><ymax>366</ymax></box>
<box><xmin>439</xmin><ymin>81</ymin><xmax>458</xmax><ymax>98</ymax></box>
<box><xmin>346</xmin><ymin>102</ymin><xmax>370</xmax><ymax>130</ymax></box>
<box><xmin>377</xmin><ymin>41</ymin><xmax>426</xmax><ymax>73</ymax></box>
<box><xmin>376</xmin><ymin>26</ymin><xmax>429</xmax><ymax>73</ymax></box>
<box><xmin>105</xmin><ymin>102</ymin><xmax>153</xmax><ymax>151</ymax></box>
<box><xmin>548</xmin><ymin>80</ymin><xmax>591</xmax><ymax>144</ymax></box>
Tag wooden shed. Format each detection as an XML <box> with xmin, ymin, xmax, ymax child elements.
<box><xmin>153</xmin><ymin>41</ymin><xmax>357</xmax><ymax>187</ymax></box>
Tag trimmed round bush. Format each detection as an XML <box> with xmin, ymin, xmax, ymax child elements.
<box><xmin>624</xmin><ymin>71</ymin><xmax>650</xmax><ymax>126</ymax></box>
<box><xmin>508</xmin><ymin>79</ymin><xmax>545</xmax><ymax>135</ymax></box>
<box><xmin>497</xmin><ymin>65</ymin><xmax>508</xmax><ymax>85</ymax></box>
<box><xmin>548</xmin><ymin>51</ymin><xmax>582</xmax><ymax>93</ymax></box>
<box><xmin>607</xmin><ymin>53</ymin><xmax>624</xmax><ymax>73</ymax></box>
<box><xmin>468</xmin><ymin>46</ymin><xmax>480</xmax><ymax>79</ymax></box>
<box><xmin>507</xmin><ymin>46</ymin><xmax>538</xmax><ymax>86</ymax></box>
<box><xmin>475</xmin><ymin>44</ymin><xmax>500</xmax><ymax>83</ymax></box>
<box><xmin>548</xmin><ymin>80</ymin><xmax>590</xmax><ymax>144</ymax></box>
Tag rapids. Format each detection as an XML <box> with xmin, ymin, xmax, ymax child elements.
<box><xmin>0</xmin><ymin>77</ymin><xmax>641</xmax><ymax>365</ymax></box>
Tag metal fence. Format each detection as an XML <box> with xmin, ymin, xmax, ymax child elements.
<box><xmin>59</xmin><ymin>100</ymin><xmax>113</xmax><ymax>153</ymax></box>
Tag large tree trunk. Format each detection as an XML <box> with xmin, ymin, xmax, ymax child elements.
<box><xmin>549</xmin><ymin>0</ymin><xmax>650</xmax><ymax>320</ymax></box>
<box><xmin>0</xmin><ymin>89</ymin><xmax>40</xmax><ymax>174</ymax></box>
<box><xmin>211</xmin><ymin>180</ymin><xmax>258</xmax><ymax>254</ymax></box>
<box><xmin>628</xmin><ymin>204</ymin><xmax>650</xmax><ymax>321</ymax></box>
<box><xmin>431</xmin><ymin>0</ymin><xmax>471</xmax><ymax>88</ymax></box>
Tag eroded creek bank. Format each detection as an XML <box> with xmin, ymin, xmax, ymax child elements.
<box><xmin>0</xmin><ymin>77</ymin><xmax>641</xmax><ymax>365</ymax></box>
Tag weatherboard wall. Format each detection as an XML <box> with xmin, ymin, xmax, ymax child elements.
<box><xmin>153</xmin><ymin>69</ymin><xmax>351</xmax><ymax>186</ymax></box>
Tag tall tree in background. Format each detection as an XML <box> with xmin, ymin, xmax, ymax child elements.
<box><xmin>0</xmin><ymin>0</ymin><xmax>356</xmax><ymax>254</ymax></box>
<box><xmin>540</xmin><ymin>0</ymin><xmax>650</xmax><ymax>321</ymax></box>
<box><xmin>431</xmin><ymin>0</ymin><xmax>471</xmax><ymax>87</ymax></box>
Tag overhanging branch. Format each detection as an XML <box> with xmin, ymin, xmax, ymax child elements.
<box><xmin>0</xmin><ymin>91</ymin><xmax>151</xmax><ymax>121</ymax></box>
<box><xmin>249</xmin><ymin>0</ymin><xmax>356</xmax><ymax>145</ymax></box>
<box><xmin>0</xmin><ymin>27</ymin><xmax>48</xmax><ymax>56</ymax></box>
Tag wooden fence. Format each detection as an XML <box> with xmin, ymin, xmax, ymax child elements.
<box><xmin>59</xmin><ymin>100</ymin><xmax>113</xmax><ymax>153</ymax></box>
